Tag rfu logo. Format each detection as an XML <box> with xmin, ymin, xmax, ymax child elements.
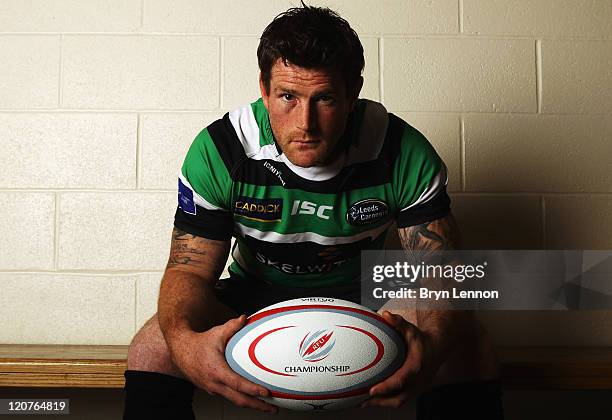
<box><xmin>299</xmin><ymin>329</ymin><xmax>335</xmax><ymax>362</ymax></box>
<box><xmin>291</xmin><ymin>200</ymin><xmax>333</xmax><ymax>220</ymax></box>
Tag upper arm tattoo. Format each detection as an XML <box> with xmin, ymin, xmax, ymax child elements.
<box><xmin>167</xmin><ymin>228</ymin><xmax>207</xmax><ymax>266</ymax></box>
<box><xmin>166</xmin><ymin>228</ymin><xmax>229</xmax><ymax>277</ymax></box>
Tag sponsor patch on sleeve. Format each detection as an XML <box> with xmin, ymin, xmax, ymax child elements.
<box><xmin>178</xmin><ymin>177</ymin><xmax>196</xmax><ymax>215</ymax></box>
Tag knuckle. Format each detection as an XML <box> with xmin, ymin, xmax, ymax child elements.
<box><xmin>203</xmin><ymin>384</ymin><xmax>218</xmax><ymax>396</ymax></box>
<box><xmin>233</xmin><ymin>397</ymin><xmax>251</xmax><ymax>409</ymax></box>
<box><xmin>229</xmin><ymin>377</ymin><xmax>241</xmax><ymax>391</ymax></box>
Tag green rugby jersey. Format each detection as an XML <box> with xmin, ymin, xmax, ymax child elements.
<box><xmin>174</xmin><ymin>98</ymin><xmax>450</xmax><ymax>288</ymax></box>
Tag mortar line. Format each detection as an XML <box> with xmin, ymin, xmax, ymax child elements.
<box><xmin>378</xmin><ymin>37</ymin><xmax>384</xmax><ymax>103</ymax></box>
<box><xmin>541</xmin><ymin>195</ymin><xmax>547</xmax><ymax>248</ymax></box>
<box><xmin>140</xmin><ymin>0</ymin><xmax>145</xmax><ymax>30</ymax></box>
<box><xmin>536</xmin><ymin>39</ymin><xmax>543</xmax><ymax>114</ymax></box>
<box><xmin>0</xmin><ymin>269</ymin><xmax>165</xmax><ymax>275</ymax></box>
<box><xmin>1</xmin><ymin>32</ymin><xmax>612</xmax><ymax>41</ymax></box>
<box><xmin>458</xmin><ymin>0</ymin><xmax>464</xmax><ymax>34</ymax></box>
<box><xmin>136</xmin><ymin>114</ymin><xmax>141</xmax><ymax>189</ymax></box>
<box><xmin>460</xmin><ymin>116</ymin><xmax>466</xmax><ymax>192</ymax></box>
<box><xmin>134</xmin><ymin>277</ymin><xmax>139</xmax><ymax>335</ymax></box>
<box><xmin>449</xmin><ymin>192</ymin><xmax>612</xmax><ymax>196</ymax></box>
<box><xmin>58</xmin><ymin>35</ymin><xmax>63</xmax><ymax>108</ymax></box>
<box><xmin>2</xmin><ymin>188</ymin><xmax>611</xmax><ymax>195</ymax></box>
<box><xmin>54</xmin><ymin>193</ymin><xmax>60</xmax><ymax>270</ymax></box>
<box><xmin>219</xmin><ymin>37</ymin><xmax>224</xmax><ymax>109</ymax></box>
<box><xmin>2</xmin><ymin>108</ymin><xmax>611</xmax><ymax>116</ymax></box>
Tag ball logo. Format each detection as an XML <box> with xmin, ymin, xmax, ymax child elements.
<box><xmin>298</xmin><ymin>329</ymin><xmax>335</xmax><ymax>362</ymax></box>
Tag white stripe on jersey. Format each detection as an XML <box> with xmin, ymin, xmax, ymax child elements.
<box><xmin>228</xmin><ymin>103</ymin><xmax>262</xmax><ymax>158</ymax></box>
<box><xmin>234</xmin><ymin>220</ymin><xmax>394</xmax><ymax>245</ymax></box>
<box><xmin>400</xmin><ymin>163</ymin><xmax>448</xmax><ymax>212</ymax></box>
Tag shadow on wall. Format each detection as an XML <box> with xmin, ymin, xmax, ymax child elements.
<box><xmin>386</xmin><ymin>168</ymin><xmax>612</xmax><ymax>346</ymax></box>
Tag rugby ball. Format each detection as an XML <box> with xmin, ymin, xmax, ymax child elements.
<box><xmin>225</xmin><ymin>297</ymin><xmax>405</xmax><ymax>411</ymax></box>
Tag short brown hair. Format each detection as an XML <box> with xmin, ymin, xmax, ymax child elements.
<box><xmin>257</xmin><ymin>2</ymin><xmax>364</xmax><ymax>95</ymax></box>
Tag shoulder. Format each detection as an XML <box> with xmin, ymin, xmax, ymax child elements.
<box><xmin>346</xmin><ymin>99</ymin><xmax>440</xmax><ymax>168</ymax></box>
<box><xmin>186</xmin><ymin>99</ymin><xmax>274</xmax><ymax>175</ymax></box>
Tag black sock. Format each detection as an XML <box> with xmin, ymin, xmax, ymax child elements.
<box><xmin>122</xmin><ymin>370</ymin><xmax>196</xmax><ymax>420</ymax></box>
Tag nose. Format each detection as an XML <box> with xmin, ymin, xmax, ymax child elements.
<box><xmin>297</xmin><ymin>102</ymin><xmax>317</xmax><ymax>132</ymax></box>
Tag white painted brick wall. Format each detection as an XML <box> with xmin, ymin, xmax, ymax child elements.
<box><xmin>0</xmin><ymin>36</ymin><xmax>60</xmax><ymax>109</ymax></box>
<box><xmin>1</xmin><ymin>0</ymin><xmax>611</xmax><ymax>353</ymax></box>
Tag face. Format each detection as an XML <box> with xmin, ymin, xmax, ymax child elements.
<box><xmin>260</xmin><ymin>59</ymin><xmax>362</xmax><ymax>167</ymax></box>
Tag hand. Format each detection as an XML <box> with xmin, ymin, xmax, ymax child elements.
<box><xmin>172</xmin><ymin>315</ymin><xmax>278</xmax><ymax>413</ymax></box>
<box><xmin>362</xmin><ymin>311</ymin><xmax>439</xmax><ymax>408</ymax></box>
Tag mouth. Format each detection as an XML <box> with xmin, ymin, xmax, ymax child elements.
<box><xmin>292</xmin><ymin>139</ymin><xmax>320</xmax><ymax>145</ymax></box>
<box><xmin>291</xmin><ymin>139</ymin><xmax>321</xmax><ymax>147</ymax></box>
<box><xmin>292</xmin><ymin>140</ymin><xmax>320</xmax><ymax>150</ymax></box>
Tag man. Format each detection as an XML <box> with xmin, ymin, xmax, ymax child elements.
<box><xmin>123</xmin><ymin>4</ymin><xmax>502</xmax><ymax>419</ymax></box>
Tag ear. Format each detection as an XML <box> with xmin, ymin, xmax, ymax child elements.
<box><xmin>259</xmin><ymin>73</ymin><xmax>270</xmax><ymax>109</ymax></box>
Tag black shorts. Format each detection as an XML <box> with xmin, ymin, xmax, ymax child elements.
<box><xmin>214</xmin><ymin>271</ymin><xmax>362</xmax><ymax>315</ymax></box>
<box><xmin>417</xmin><ymin>379</ymin><xmax>504</xmax><ymax>419</ymax></box>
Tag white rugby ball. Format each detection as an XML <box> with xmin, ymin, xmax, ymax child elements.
<box><xmin>225</xmin><ymin>297</ymin><xmax>405</xmax><ymax>411</ymax></box>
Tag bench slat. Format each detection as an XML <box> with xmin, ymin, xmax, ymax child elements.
<box><xmin>1</xmin><ymin>345</ymin><xmax>611</xmax><ymax>389</ymax></box>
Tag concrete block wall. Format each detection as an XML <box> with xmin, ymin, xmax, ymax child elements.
<box><xmin>1</xmin><ymin>0</ymin><xmax>611</xmax><ymax>351</ymax></box>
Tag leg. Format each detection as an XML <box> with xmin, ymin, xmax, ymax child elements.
<box><xmin>123</xmin><ymin>305</ymin><xmax>238</xmax><ymax>420</ymax></box>
<box><xmin>416</xmin><ymin>314</ymin><xmax>504</xmax><ymax>419</ymax></box>
<box><xmin>126</xmin><ymin>313</ymin><xmax>185</xmax><ymax>378</ymax></box>
<box><xmin>122</xmin><ymin>313</ymin><xmax>195</xmax><ymax>420</ymax></box>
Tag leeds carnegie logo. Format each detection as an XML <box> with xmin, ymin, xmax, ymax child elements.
<box><xmin>234</xmin><ymin>197</ymin><xmax>282</xmax><ymax>222</ymax></box>
<box><xmin>346</xmin><ymin>199</ymin><xmax>389</xmax><ymax>226</ymax></box>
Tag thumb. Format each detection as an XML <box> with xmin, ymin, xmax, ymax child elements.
<box><xmin>381</xmin><ymin>311</ymin><xmax>416</xmax><ymax>336</ymax></box>
<box><xmin>381</xmin><ymin>310</ymin><xmax>404</xmax><ymax>326</ymax></box>
<box><xmin>221</xmin><ymin>314</ymin><xmax>248</xmax><ymax>342</ymax></box>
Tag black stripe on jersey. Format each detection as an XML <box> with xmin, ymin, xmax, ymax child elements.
<box><xmin>174</xmin><ymin>206</ymin><xmax>233</xmax><ymax>240</ymax></box>
<box><xmin>207</xmin><ymin>114</ymin><xmax>249</xmax><ymax>175</ymax></box>
<box><xmin>229</xmin><ymin>113</ymin><xmax>406</xmax><ymax>194</ymax></box>
<box><xmin>396</xmin><ymin>188</ymin><xmax>451</xmax><ymax>228</ymax></box>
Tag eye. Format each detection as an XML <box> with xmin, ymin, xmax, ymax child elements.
<box><xmin>318</xmin><ymin>95</ymin><xmax>336</xmax><ymax>104</ymax></box>
<box><xmin>281</xmin><ymin>93</ymin><xmax>294</xmax><ymax>102</ymax></box>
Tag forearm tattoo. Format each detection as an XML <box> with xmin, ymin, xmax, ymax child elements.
<box><xmin>397</xmin><ymin>215</ymin><xmax>458</xmax><ymax>261</ymax></box>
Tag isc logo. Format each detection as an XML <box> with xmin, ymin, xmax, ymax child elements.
<box><xmin>291</xmin><ymin>200</ymin><xmax>333</xmax><ymax>220</ymax></box>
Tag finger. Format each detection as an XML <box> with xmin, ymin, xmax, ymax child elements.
<box><xmin>369</xmin><ymin>368</ymin><xmax>418</xmax><ymax>397</ymax></box>
<box><xmin>361</xmin><ymin>392</ymin><xmax>410</xmax><ymax>409</ymax></box>
<box><xmin>214</xmin><ymin>383</ymin><xmax>278</xmax><ymax>413</ymax></box>
<box><xmin>217</xmin><ymin>366</ymin><xmax>270</xmax><ymax>398</ymax></box>
<box><xmin>370</xmin><ymin>338</ymin><xmax>423</xmax><ymax>396</ymax></box>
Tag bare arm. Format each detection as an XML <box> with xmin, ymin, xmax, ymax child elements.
<box><xmin>366</xmin><ymin>213</ymin><xmax>472</xmax><ymax>408</ymax></box>
<box><xmin>396</xmin><ymin>213</ymin><xmax>472</xmax><ymax>365</ymax></box>
<box><xmin>157</xmin><ymin>227</ymin><xmax>277</xmax><ymax>413</ymax></box>
<box><xmin>157</xmin><ymin>227</ymin><xmax>232</xmax><ymax>349</ymax></box>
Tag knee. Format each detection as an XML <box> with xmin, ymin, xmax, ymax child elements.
<box><xmin>127</xmin><ymin>313</ymin><xmax>184</xmax><ymax>378</ymax></box>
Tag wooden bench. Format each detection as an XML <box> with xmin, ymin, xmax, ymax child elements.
<box><xmin>1</xmin><ymin>345</ymin><xmax>611</xmax><ymax>389</ymax></box>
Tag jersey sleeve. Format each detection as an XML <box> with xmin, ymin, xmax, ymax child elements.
<box><xmin>173</xmin><ymin>127</ymin><xmax>234</xmax><ymax>240</ymax></box>
<box><xmin>392</xmin><ymin>120</ymin><xmax>451</xmax><ymax>228</ymax></box>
